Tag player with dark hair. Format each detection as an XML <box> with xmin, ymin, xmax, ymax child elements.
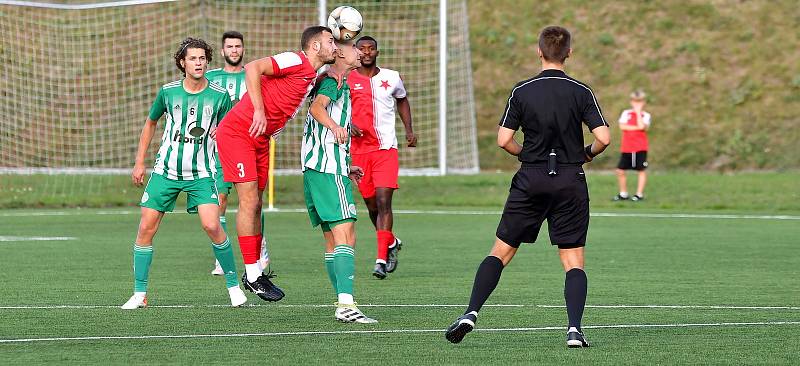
<box><xmin>348</xmin><ymin>35</ymin><xmax>416</xmax><ymax>279</ymax></box>
<box><xmin>122</xmin><ymin>37</ymin><xmax>246</xmax><ymax>309</ymax></box>
<box><xmin>613</xmin><ymin>89</ymin><xmax>651</xmax><ymax>201</ymax></box>
<box><xmin>215</xmin><ymin>26</ymin><xmax>338</xmax><ymax>301</ymax></box>
<box><xmin>445</xmin><ymin>26</ymin><xmax>611</xmax><ymax>347</ymax></box>
<box><xmin>206</xmin><ymin>31</ymin><xmax>271</xmax><ymax>276</ymax></box>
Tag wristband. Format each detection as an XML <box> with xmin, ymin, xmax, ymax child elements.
<box><xmin>584</xmin><ymin>144</ymin><xmax>597</xmax><ymax>158</ymax></box>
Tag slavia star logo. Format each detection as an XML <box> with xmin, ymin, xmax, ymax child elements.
<box><xmin>380</xmin><ymin>80</ymin><xmax>390</xmax><ymax>90</ymax></box>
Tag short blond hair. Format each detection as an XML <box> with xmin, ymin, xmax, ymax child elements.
<box><xmin>630</xmin><ymin>89</ymin><xmax>647</xmax><ymax>101</ymax></box>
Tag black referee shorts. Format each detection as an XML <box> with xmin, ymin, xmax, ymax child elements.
<box><xmin>617</xmin><ymin>151</ymin><xmax>648</xmax><ymax>171</ymax></box>
<box><xmin>495</xmin><ymin>164</ymin><xmax>589</xmax><ymax>249</ymax></box>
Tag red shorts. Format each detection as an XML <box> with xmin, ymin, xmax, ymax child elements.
<box><xmin>351</xmin><ymin>148</ymin><xmax>399</xmax><ymax>198</ymax></box>
<box><xmin>216</xmin><ymin>123</ymin><xmax>271</xmax><ymax>191</ymax></box>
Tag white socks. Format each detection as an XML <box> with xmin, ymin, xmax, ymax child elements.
<box><xmin>244</xmin><ymin>263</ymin><xmax>262</xmax><ymax>282</ymax></box>
<box><xmin>338</xmin><ymin>293</ymin><xmax>354</xmax><ymax>305</ymax></box>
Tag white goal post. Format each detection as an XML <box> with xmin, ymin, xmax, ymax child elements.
<box><xmin>0</xmin><ymin>0</ymin><xmax>478</xmax><ymax>180</ymax></box>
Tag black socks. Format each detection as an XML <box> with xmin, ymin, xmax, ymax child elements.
<box><xmin>464</xmin><ymin>257</ymin><xmax>587</xmax><ymax>330</ymax></box>
<box><xmin>564</xmin><ymin>268</ymin><xmax>588</xmax><ymax>330</ymax></box>
<box><xmin>466</xmin><ymin>256</ymin><xmax>505</xmax><ymax>314</ymax></box>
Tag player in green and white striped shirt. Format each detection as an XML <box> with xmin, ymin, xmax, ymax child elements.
<box><xmin>303</xmin><ymin>40</ymin><xmax>375</xmax><ymax>323</ymax></box>
<box><xmin>301</xmin><ymin>71</ymin><xmax>352</xmax><ymax>175</ymax></box>
<box><xmin>122</xmin><ymin>38</ymin><xmax>247</xmax><ymax>310</ymax></box>
<box><xmin>205</xmin><ymin>31</ymin><xmax>247</xmax><ymax>104</ymax></box>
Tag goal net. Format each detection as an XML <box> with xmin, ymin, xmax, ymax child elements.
<box><xmin>0</xmin><ymin>0</ymin><xmax>478</xmax><ymax>206</ymax></box>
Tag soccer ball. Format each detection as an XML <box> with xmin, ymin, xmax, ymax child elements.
<box><xmin>327</xmin><ymin>6</ymin><xmax>363</xmax><ymax>41</ymax></box>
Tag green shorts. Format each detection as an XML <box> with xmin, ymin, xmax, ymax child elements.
<box><xmin>140</xmin><ymin>173</ymin><xmax>219</xmax><ymax>214</ymax></box>
<box><xmin>214</xmin><ymin>158</ymin><xmax>233</xmax><ymax>195</ymax></box>
<box><xmin>303</xmin><ymin>169</ymin><xmax>357</xmax><ymax>229</ymax></box>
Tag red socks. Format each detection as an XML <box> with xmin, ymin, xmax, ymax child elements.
<box><xmin>238</xmin><ymin>235</ymin><xmax>262</xmax><ymax>264</ymax></box>
<box><xmin>376</xmin><ymin>230</ymin><xmax>394</xmax><ymax>263</ymax></box>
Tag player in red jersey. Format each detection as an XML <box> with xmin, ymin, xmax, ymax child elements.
<box><xmin>215</xmin><ymin>26</ymin><xmax>337</xmax><ymax>301</ymax></box>
<box><xmin>613</xmin><ymin>90</ymin><xmax>651</xmax><ymax>202</ymax></box>
<box><xmin>346</xmin><ymin>36</ymin><xmax>416</xmax><ymax>279</ymax></box>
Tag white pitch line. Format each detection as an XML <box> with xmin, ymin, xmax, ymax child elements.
<box><xmin>0</xmin><ymin>236</ymin><xmax>76</xmax><ymax>242</ymax></box>
<box><xmin>589</xmin><ymin>212</ymin><xmax>800</xmax><ymax>220</ymax></box>
<box><xmin>0</xmin><ymin>212</ymin><xmax>71</xmax><ymax>217</ymax></box>
<box><xmin>2</xmin><ymin>209</ymin><xmax>799</xmax><ymax>220</ymax></box>
<box><xmin>1</xmin><ymin>304</ymin><xmax>798</xmax><ymax>310</ymax></box>
<box><xmin>1</xmin><ymin>321</ymin><xmax>799</xmax><ymax>344</ymax></box>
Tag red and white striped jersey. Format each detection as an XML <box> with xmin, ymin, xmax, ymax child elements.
<box><xmin>347</xmin><ymin>68</ymin><xmax>407</xmax><ymax>153</ymax></box>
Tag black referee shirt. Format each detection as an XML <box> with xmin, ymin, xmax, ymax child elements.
<box><xmin>499</xmin><ymin>69</ymin><xmax>608</xmax><ymax>164</ymax></box>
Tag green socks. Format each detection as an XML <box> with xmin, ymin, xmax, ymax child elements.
<box><xmin>325</xmin><ymin>252</ymin><xmax>337</xmax><ymax>294</ymax></box>
<box><xmin>212</xmin><ymin>237</ymin><xmax>239</xmax><ymax>288</ymax></box>
<box><xmin>133</xmin><ymin>238</ymin><xmax>238</xmax><ymax>292</ymax></box>
<box><xmin>133</xmin><ymin>244</ymin><xmax>153</xmax><ymax>292</ymax></box>
<box><xmin>219</xmin><ymin>215</ymin><xmax>227</xmax><ymax>234</ymax></box>
<box><xmin>333</xmin><ymin>245</ymin><xmax>355</xmax><ymax>299</ymax></box>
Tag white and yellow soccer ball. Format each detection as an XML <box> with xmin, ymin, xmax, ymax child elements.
<box><xmin>327</xmin><ymin>6</ymin><xmax>363</xmax><ymax>41</ymax></box>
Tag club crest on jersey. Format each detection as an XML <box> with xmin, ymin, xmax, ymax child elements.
<box><xmin>348</xmin><ymin>204</ymin><xmax>357</xmax><ymax>216</ymax></box>
<box><xmin>203</xmin><ymin>105</ymin><xmax>213</xmax><ymax>117</ymax></box>
<box><xmin>141</xmin><ymin>192</ymin><xmax>149</xmax><ymax>203</ymax></box>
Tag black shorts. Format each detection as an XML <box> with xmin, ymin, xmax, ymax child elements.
<box><xmin>495</xmin><ymin>164</ymin><xmax>590</xmax><ymax>248</ymax></box>
<box><xmin>617</xmin><ymin>151</ymin><xmax>648</xmax><ymax>170</ymax></box>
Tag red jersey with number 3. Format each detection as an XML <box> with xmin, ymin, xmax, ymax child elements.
<box><xmin>619</xmin><ymin>109</ymin><xmax>651</xmax><ymax>153</ymax></box>
<box><xmin>347</xmin><ymin>68</ymin><xmax>407</xmax><ymax>153</ymax></box>
<box><xmin>223</xmin><ymin>51</ymin><xmax>317</xmax><ymax>137</ymax></box>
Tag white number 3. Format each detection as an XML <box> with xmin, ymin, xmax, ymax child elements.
<box><xmin>237</xmin><ymin>163</ymin><xmax>245</xmax><ymax>178</ymax></box>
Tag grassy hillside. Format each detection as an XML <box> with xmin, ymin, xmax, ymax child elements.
<box><xmin>468</xmin><ymin>0</ymin><xmax>800</xmax><ymax>170</ymax></box>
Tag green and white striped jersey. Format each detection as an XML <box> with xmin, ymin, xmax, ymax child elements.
<box><xmin>206</xmin><ymin>68</ymin><xmax>247</xmax><ymax>103</ymax></box>
<box><xmin>302</xmin><ymin>77</ymin><xmax>351</xmax><ymax>176</ymax></box>
<box><xmin>148</xmin><ymin>79</ymin><xmax>232</xmax><ymax>180</ymax></box>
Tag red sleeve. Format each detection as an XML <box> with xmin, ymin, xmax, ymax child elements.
<box><xmin>270</xmin><ymin>57</ymin><xmax>282</xmax><ymax>77</ymax></box>
<box><xmin>270</xmin><ymin>52</ymin><xmax>305</xmax><ymax>77</ymax></box>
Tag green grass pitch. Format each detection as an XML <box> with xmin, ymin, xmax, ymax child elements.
<box><xmin>1</xmin><ymin>205</ymin><xmax>798</xmax><ymax>364</ymax></box>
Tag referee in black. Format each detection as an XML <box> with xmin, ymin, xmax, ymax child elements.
<box><xmin>445</xmin><ymin>26</ymin><xmax>611</xmax><ymax>347</ymax></box>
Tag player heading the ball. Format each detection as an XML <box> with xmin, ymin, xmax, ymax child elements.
<box><xmin>206</xmin><ymin>31</ymin><xmax>272</xmax><ymax>278</ymax></box>
<box><xmin>303</xmin><ymin>39</ymin><xmax>376</xmax><ymax>323</ymax></box>
<box><xmin>215</xmin><ymin>26</ymin><xmax>338</xmax><ymax>302</ymax></box>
